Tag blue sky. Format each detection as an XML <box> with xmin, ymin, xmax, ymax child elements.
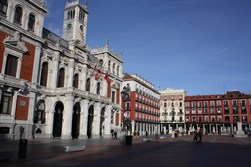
<box><xmin>44</xmin><ymin>0</ymin><xmax>251</xmax><ymax>95</ymax></box>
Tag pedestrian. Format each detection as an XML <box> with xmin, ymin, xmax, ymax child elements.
<box><xmin>114</xmin><ymin>131</ymin><xmax>117</xmax><ymax>140</ymax></box>
<box><xmin>193</xmin><ymin>130</ymin><xmax>198</xmax><ymax>143</ymax></box>
<box><xmin>19</xmin><ymin>126</ymin><xmax>24</xmax><ymax>140</ymax></box>
<box><xmin>197</xmin><ymin>129</ymin><xmax>203</xmax><ymax>143</ymax></box>
<box><xmin>32</xmin><ymin>124</ymin><xmax>36</xmax><ymax>139</ymax></box>
<box><xmin>111</xmin><ymin>129</ymin><xmax>114</xmax><ymax>139</ymax></box>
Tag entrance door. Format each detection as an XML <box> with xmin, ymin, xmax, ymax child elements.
<box><xmin>72</xmin><ymin>103</ymin><xmax>80</xmax><ymax>139</ymax></box>
<box><xmin>87</xmin><ymin>105</ymin><xmax>94</xmax><ymax>138</ymax></box>
<box><xmin>53</xmin><ymin>102</ymin><xmax>64</xmax><ymax>137</ymax></box>
<box><xmin>99</xmin><ymin>108</ymin><xmax>105</xmax><ymax>137</ymax></box>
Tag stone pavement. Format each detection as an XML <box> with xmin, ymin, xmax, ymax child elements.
<box><xmin>1</xmin><ymin>135</ymin><xmax>251</xmax><ymax>167</ymax></box>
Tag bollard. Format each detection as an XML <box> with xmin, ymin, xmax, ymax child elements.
<box><xmin>18</xmin><ymin>139</ymin><xmax>28</xmax><ymax>159</ymax></box>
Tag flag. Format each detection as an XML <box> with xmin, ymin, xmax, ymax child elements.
<box><xmin>104</xmin><ymin>71</ymin><xmax>110</xmax><ymax>83</ymax></box>
<box><xmin>94</xmin><ymin>64</ymin><xmax>100</xmax><ymax>80</ymax></box>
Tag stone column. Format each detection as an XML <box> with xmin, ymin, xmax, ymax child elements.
<box><xmin>67</xmin><ymin>59</ymin><xmax>75</xmax><ymax>87</ymax></box>
<box><xmin>92</xmin><ymin>102</ymin><xmax>101</xmax><ymax>138</ymax></box>
<box><xmin>50</xmin><ymin>52</ymin><xmax>60</xmax><ymax>89</ymax></box>
<box><xmin>131</xmin><ymin>120</ymin><xmax>135</xmax><ymax>135</ymax></box>
<box><xmin>61</xmin><ymin>95</ymin><xmax>74</xmax><ymax>140</ymax></box>
<box><xmin>80</xmin><ymin>65</ymin><xmax>87</xmax><ymax>91</ymax></box>
<box><xmin>103</xmin><ymin>105</ymin><xmax>112</xmax><ymax>138</ymax></box>
<box><xmin>79</xmin><ymin>99</ymin><xmax>89</xmax><ymax>139</ymax></box>
<box><xmin>231</xmin><ymin>123</ymin><xmax>233</xmax><ymax>134</ymax></box>
<box><xmin>32</xmin><ymin>46</ymin><xmax>42</xmax><ymax>83</ymax></box>
<box><xmin>44</xmin><ymin>97</ymin><xmax>54</xmax><ymax>138</ymax></box>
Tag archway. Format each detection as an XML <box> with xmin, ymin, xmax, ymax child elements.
<box><xmin>87</xmin><ymin>105</ymin><xmax>94</xmax><ymax>138</ymax></box>
<box><xmin>71</xmin><ymin>102</ymin><xmax>80</xmax><ymax>139</ymax></box>
<box><xmin>53</xmin><ymin>101</ymin><xmax>64</xmax><ymax>137</ymax></box>
<box><xmin>99</xmin><ymin>107</ymin><xmax>105</xmax><ymax>137</ymax></box>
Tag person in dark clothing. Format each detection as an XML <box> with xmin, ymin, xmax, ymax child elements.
<box><xmin>197</xmin><ymin>129</ymin><xmax>203</xmax><ymax>143</ymax></box>
<box><xmin>32</xmin><ymin>124</ymin><xmax>36</xmax><ymax>139</ymax></box>
<box><xmin>193</xmin><ymin>130</ymin><xmax>198</xmax><ymax>143</ymax></box>
<box><xmin>114</xmin><ymin>131</ymin><xmax>117</xmax><ymax>140</ymax></box>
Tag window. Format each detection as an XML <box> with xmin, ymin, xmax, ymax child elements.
<box><xmin>210</xmin><ymin>101</ymin><xmax>215</xmax><ymax>107</ymax></box>
<box><xmin>218</xmin><ymin>116</ymin><xmax>222</xmax><ymax>122</ymax></box>
<box><xmin>204</xmin><ymin>116</ymin><xmax>209</xmax><ymax>122</ymax></box>
<box><xmin>5</xmin><ymin>55</ymin><xmax>18</xmax><ymax>77</ymax></box>
<box><xmin>198</xmin><ymin>101</ymin><xmax>202</xmax><ymax>107</ymax></box>
<box><xmin>204</xmin><ymin>101</ymin><xmax>208</xmax><ymax>107</ymax></box>
<box><xmin>192</xmin><ymin>108</ymin><xmax>196</xmax><ymax>114</ymax></box>
<box><xmin>117</xmin><ymin>65</ymin><xmax>119</xmax><ymax>76</ymax></box>
<box><xmin>0</xmin><ymin>0</ymin><xmax>8</xmax><ymax>16</ymax></box>
<box><xmin>217</xmin><ymin>101</ymin><xmax>221</xmax><ymax>107</ymax></box>
<box><xmin>192</xmin><ymin>101</ymin><xmax>196</xmax><ymax>107</ymax></box>
<box><xmin>233</xmin><ymin>100</ymin><xmax>237</xmax><ymax>107</ymax></box>
<box><xmin>28</xmin><ymin>13</ymin><xmax>35</xmax><ymax>31</ymax></box>
<box><xmin>210</xmin><ymin>108</ymin><xmax>215</xmax><ymax>114</ymax></box>
<box><xmin>111</xmin><ymin>91</ymin><xmax>115</xmax><ymax>103</ymax></box>
<box><xmin>108</xmin><ymin>61</ymin><xmax>111</xmax><ymax>72</ymax></box>
<box><xmin>179</xmin><ymin>102</ymin><xmax>182</xmax><ymax>107</ymax></box>
<box><xmin>96</xmin><ymin>82</ymin><xmax>101</xmax><ymax>95</ymax></box>
<box><xmin>225</xmin><ymin>116</ymin><xmax>230</xmax><ymax>122</ymax></box>
<box><xmin>14</xmin><ymin>6</ymin><xmax>23</xmax><ymax>24</ymax></box>
<box><xmin>0</xmin><ymin>93</ymin><xmax>13</xmax><ymax>114</ymax></box>
<box><xmin>198</xmin><ymin>108</ymin><xmax>202</xmax><ymax>114</ymax></box>
<box><xmin>57</xmin><ymin>68</ymin><xmax>65</xmax><ymax>87</ymax></box>
<box><xmin>73</xmin><ymin>74</ymin><xmax>79</xmax><ymax>89</ymax></box>
<box><xmin>185</xmin><ymin>109</ymin><xmax>190</xmax><ymax>114</ymax></box>
<box><xmin>34</xmin><ymin>101</ymin><xmax>46</xmax><ymax>124</ymax></box>
<box><xmin>112</xmin><ymin>63</ymin><xmax>115</xmax><ymax>74</ymax></box>
<box><xmin>241</xmin><ymin>100</ymin><xmax>246</xmax><ymax>107</ymax></box>
<box><xmin>126</xmin><ymin>102</ymin><xmax>130</xmax><ymax>110</ymax></box>
<box><xmin>164</xmin><ymin>102</ymin><xmax>167</xmax><ymax>108</ymax></box>
<box><xmin>204</xmin><ymin>108</ymin><xmax>208</xmax><ymax>114</ymax></box>
<box><xmin>40</xmin><ymin>62</ymin><xmax>48</xmax><ymax>87</ymax></box>
<box><xmin>224</xmin><ymin>108</ymin><xmax>229</xmax><ymax>114</ymax></box>
<box><xmin>86</xmin><ymin>78</ymin><xmax>90</xmax><ymax>92</ymax></box>
<box><xmin>217</xmin><ymin>108</ymin><xmax>222</xmax><ymax>114</ymax></box>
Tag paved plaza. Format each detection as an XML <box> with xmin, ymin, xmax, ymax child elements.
<box><xmin>1</xmin><ymin>135</ymin><xmax>251</xmax><ymax>167</ymax></box>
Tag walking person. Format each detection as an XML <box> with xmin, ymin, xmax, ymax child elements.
<box><xmin>197</xmin><ymin>129</ymin><xmax>203</xmax><ymax>143</ymax></box>
<box><xmin>32</xmin><ymin>124</ymin><xmax>36</xmax><ymax>139</ymax></box>
<box><xmin>114</xmin><ymin>131</ymin><xmax>117</xmax><ymax>140</ymax></box>
<box><xmin>193</xmin><ymin>130</ymin><xmax>198</xmax><ymax>143</ymax></box>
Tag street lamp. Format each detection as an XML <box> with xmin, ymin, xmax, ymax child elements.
<box><xmin>121</xmin><ymin>85</ymin><xmax>132</xmax><ymax>145</ymax></box>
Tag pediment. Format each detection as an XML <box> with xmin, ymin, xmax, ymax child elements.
<box><xmin>111</xmin><ymin>82</ymin><xmax>119</xmax><ymax>89</ymax></box>
<box><xmin>4</xmin><ymin>33</ymin><xmax>28</xmax><ymax>54</ymax></box>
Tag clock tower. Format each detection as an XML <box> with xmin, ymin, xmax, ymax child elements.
<box><xmin>62</xmin><ymin>0</ymin><xmax>88</xmax><ymax>46</ymax></box>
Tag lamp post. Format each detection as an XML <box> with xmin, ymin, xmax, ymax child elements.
<box><xmin>121</xmin><ymin>85</ymin><xmax>132</xmax><ymax>145</ymax></box>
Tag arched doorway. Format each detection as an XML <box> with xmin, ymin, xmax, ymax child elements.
<box><xmin>72</xmin><ymin>102</ymin><xmax>80</xmax><ymax>139</ymax></box>
<box><xmin>100</xmin><ymin>107</ymin><xmax>105</xmax><ymax>137</ymax></box>
<box><xmin>87</xmin><ymin>105</ymin><xmax>94</xmax><ymax>138</ymax></box>
<box><xmin>53</xmin><ymin>102</ymin><xmax>64</xmax><ymax>137</ymax></box>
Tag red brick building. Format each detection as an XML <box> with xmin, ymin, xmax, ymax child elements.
<box><xmin>185</xmin><ymin>91</ymin><xmax>251</xmax><ymax>134</ymax></box>
<box><xmin>122</xmin><ymin>73</ymin><xmax>160</xmax><ymax>136</ymax></box>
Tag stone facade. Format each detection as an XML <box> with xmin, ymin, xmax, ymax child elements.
<box><xmin>0</xmin><ymin>0</ymin><xmax>123</xmax><ymax>140</ymax></box>
<box><xmin>122</xmin><ymin>73</ymin><xmax>160</xmax><ymax>136</ymax></box>
<box><xmin>159</xmin><ymin>88</ymin><xmax>186</xmax><ymax>134</ymax></box>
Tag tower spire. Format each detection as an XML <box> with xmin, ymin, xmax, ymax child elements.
<box><xmin>106</xmin><ymin>39</ymin><xmax>109</xmax><ymax>49</ymax></box>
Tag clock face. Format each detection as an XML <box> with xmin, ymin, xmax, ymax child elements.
<box><xmin>67</xmin><ymin>23</ymin><xmax>72</xmax><ymax>30</ymax></box>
